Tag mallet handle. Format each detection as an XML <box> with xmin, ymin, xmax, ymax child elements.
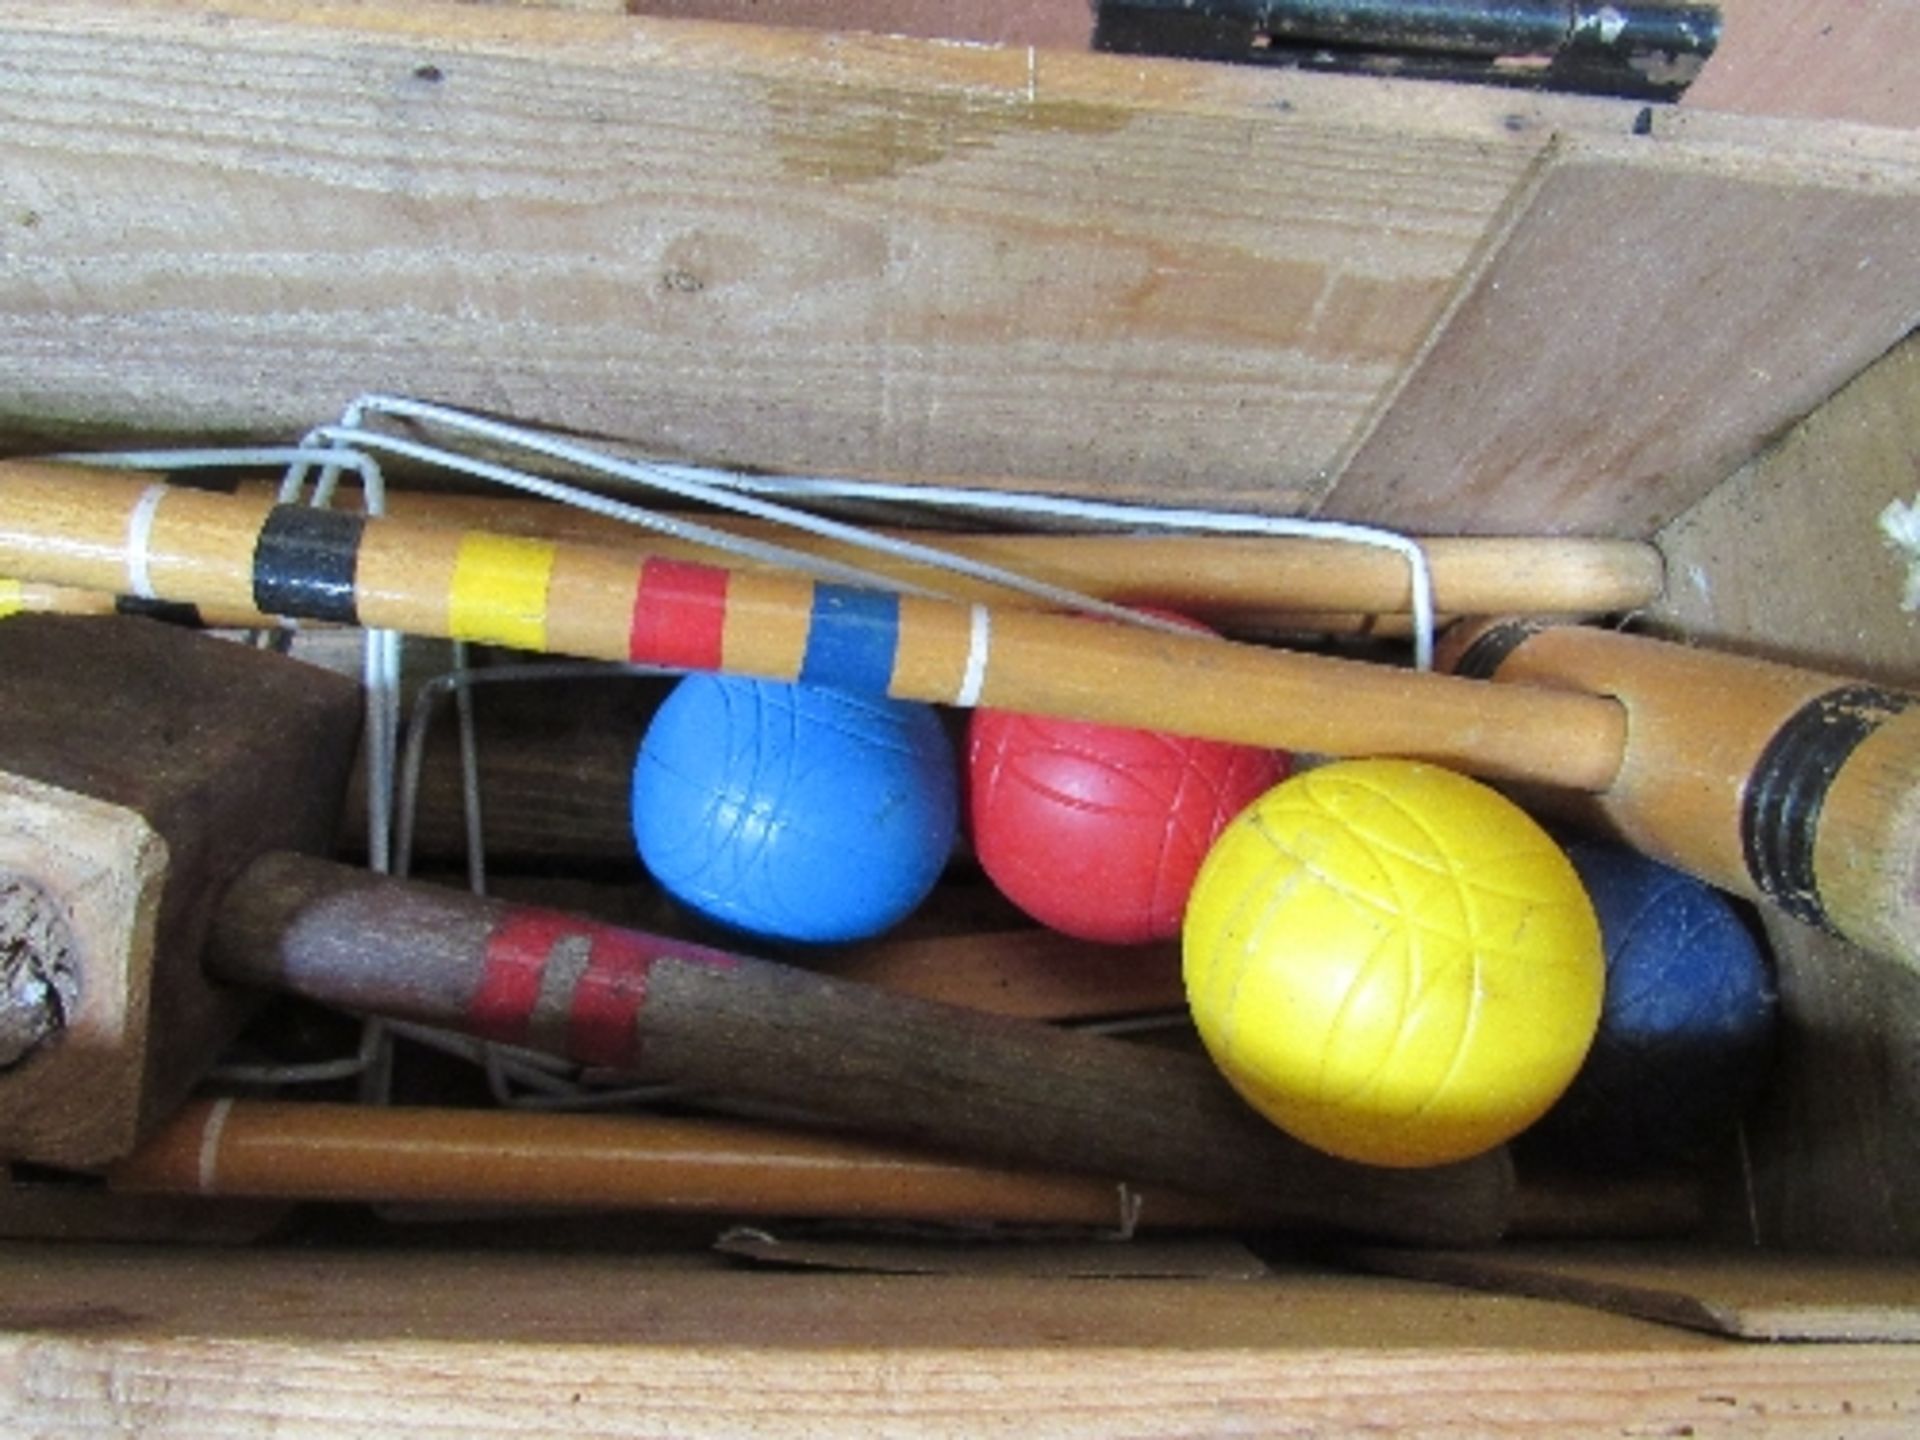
<box><xmin>0</xmin><ymin>461</ymin><xmax>1626</xmax><ymax>790</ymax></box>
<box><xmin>1441</xmin><ymin>618</ymin><xmax>1920</xmax><ymax>967</ymax></box>
<box><xmin>109</xmin><ymin>1097</ymin><xmax>1707</xmax><ymax>1239</ymax></box>
<box><xmin>110</xmin><ymin>1099</ymin><xmax>1246</xmax><ymax>1230</ymax></box>
<box><xmin>204</xmin><ymin>852</ymin><xmax>1515</xmax><ymax>1246</ymax></box>
<box><xmin>238</xmin><ymin>482</ymin><xmax>1667</xmax><ymax>620</ymax></box>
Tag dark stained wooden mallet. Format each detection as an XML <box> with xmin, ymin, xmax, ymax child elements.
<box><xmin>200</xmin><ymin>848</ymin><xmax>1513</xmax><ymax>1245</ymax></box>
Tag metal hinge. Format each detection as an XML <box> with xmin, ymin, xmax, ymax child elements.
<box><xmin>1093</xmin><ymin>1</ymin><xmax>1722</xmax><ymax>101</ymax></box>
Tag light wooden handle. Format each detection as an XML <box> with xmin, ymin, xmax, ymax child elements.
<box><xmin>2</xmin><ymin>509</ymin><xmax>1668</xmax><ymax>633</ymax></box>
<box><xmin>0</xmin><ymin>484</ymin><xmax>1666</xmax><ymax>629</ymax></box>
<box><xmin>1441</xmin><ymin>618</ymin><xmax>1920</xmax><ymax>967</ymax></box>
<box><xmin>108</xmin><ymin>1098</ymin><xmax>1707</xmax><ymax>1239</ymax></box>
<box><xmin>237</xmin><ymin>481</ymin><xmax>1669</xmax><ymax>619</ymax></box>
<box><xmin>109</xmin><ymin>1099</ymin><xmax>1245</xmax><ymax>1230</ymax></box>
<box><xmin>203</xmin><ymin>852</ymin><xmax>1516</xmax><ymax>1246</ymax></box>
<box><xmin>0</xmin><ymin>460</ymin><xmax>1628</xmax><ymax>790</ymax></box>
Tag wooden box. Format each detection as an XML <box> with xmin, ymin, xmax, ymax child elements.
<box><xmin>2</xmin><ymin>1</ymin><xmax>1919</xmax><ymax>1432</ymax></box>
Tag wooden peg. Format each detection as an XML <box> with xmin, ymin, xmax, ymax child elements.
<box><xmin>0</xmin><ymin>615</ymin><xmax>361</xmax><ymax>1165</ymax></box>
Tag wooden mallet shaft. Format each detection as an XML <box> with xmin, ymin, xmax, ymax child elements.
<box><xmin>105</xmin><ymin>1097</ymin><xmax>1709</xmax><ymax>1240</ymax></box>
<box><xmin>3</xmin><ymin>481</ymin><xmax>1664</xmax><ymax>631</ymax></box>
<box><xmin>108</xmin><ymin>1099</ymin><xmax>1247</xmax><ymax>1230</ymax></box>
<box><xmin>1442</xmin><ymin>619</ymin><xmax>1920</xmax><ymax>967</ymax></box>
<box><xmin>238</xmin><ymin>481</ymin><xmax>1668</xmax><ymax>620</ymax></box>
<box><xmin>203</xmin><ymin>851</ymin><xmax>1514</xmax><ymax>1246</ymax></box>
<box><xmin>0</xmin><ymin>461</ymin><xmax>1625</xmax><ymax>788</ymax></box>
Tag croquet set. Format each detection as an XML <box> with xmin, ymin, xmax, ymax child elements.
<box><xmin>4</xmin><ymin>1</ymin><xmax>1920</xmax><ymax>1428</ymax></box>
<box><xmin>0</xmin><ymin>391</ymin><xmax>1855</xmax><ymax>1250</ymax></box>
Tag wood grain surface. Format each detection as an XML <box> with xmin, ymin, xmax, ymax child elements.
<box><xmin>7</xmin><ymin>4</ymin><xmax>1914</xmax><ymax>532</ymax></box>
<box><xmin>1</xmin><ymin>4</ymin><xmax>1917</xmax><ymax>1430</ymax></box>
<box><xmin>0</xmin><ymin>0</ymin><xmax>1568</xmax><ymax>509</ymax></box>
<box><xmin>0</xmin><ymin>616</ymin><xmax>362</xmax><ymax>1165</ymax></box>
<box><xmin>1323</xmin><ymin>133</ymin><xmax>1920</xmax><ymax>535</ymax></box>
<box><xmin>6</xmin><ymin>1243</ymin><xmax>1920</xmax><ymax>1437</ymax></box>
<box><xmin>623</xmin><ymin>0</ymin><xmax>1094</xmax><ymax>48</ymax></box>
<box><xmin>1686</xmin><ymin>0</ymin><xmax>1920</xmax><ymax>129</ymax></box>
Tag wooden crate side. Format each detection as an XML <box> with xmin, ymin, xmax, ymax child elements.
<box><xmin>5</xmin><ymin>1243</ymin><xmax>1920</xmax><ymax>1436</ymax></box>
<box><xmin>1320</xmin><ymin>115</ymin><xmax>1920</xmax><ymax>536</ymax></box>
<box><xmin>1687</xmin><ymin>0</ymin><xmax>1920</xmax><ymax>130</ymax></box>
<box><xmin>505</xmin><ymin>0</ymin><xmax>1920</xmax><ymax>131</ymax></box>
<box><xmin>1654</xmin><ymin>332</ymin><xmax>1920</xmax><ymax>684</ymax></box>
<box><xmin>0</xmin><ymin>0</ymin><xmax>1597</xmax><ymax>510</ymax></box>
<box><xmin>1652</xmin><ymin>335</ymin><xmax>1920</xmax><ymax>1256</ymax></box>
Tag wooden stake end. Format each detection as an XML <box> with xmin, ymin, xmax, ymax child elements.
<box><xmin>0</xmin><ymin>616</ymin><xmax>364</xmax><ymax>1165</ymax></box>
<box><xmin>0</xmin><ymin>773</ymin><xmax>169</xmax><ymax>1165</ymax></box>
<box><xmin>0</xmin><ymin>869</ymin><xmax>84</xmax><ymax>1069</ymax></box>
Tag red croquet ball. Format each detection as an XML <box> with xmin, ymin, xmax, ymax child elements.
<box><xmin>968</xmin><ymin>668</ymin><xmax>1288</xmax><ymax>945</ymax></box>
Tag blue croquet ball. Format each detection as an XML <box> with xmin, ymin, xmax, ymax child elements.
<box><xmin>1535</xmin><ymin>840</ymin><xmax>1778</xmax><ymax>1168</ymax></box>
<box><xmin>632</xmin><ymin>675</ymin><xmax>958</xmax><ymax>945</ymax></box>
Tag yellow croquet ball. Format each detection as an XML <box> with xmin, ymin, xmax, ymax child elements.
<box><xmin>1182</xmin><ymin>759</ymin><xmax>1604</xmax><ymax>1168</ymax></box>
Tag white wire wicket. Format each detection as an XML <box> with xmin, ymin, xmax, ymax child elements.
<box><xmin>320</xmin><ymin>393</ymin><xmax>1439</xmax><ymax>665</ymax></box>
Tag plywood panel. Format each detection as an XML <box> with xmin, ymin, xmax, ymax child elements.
<box><xmin>1688</xmin><ymin>0</ymin><xmax>1920</xmax><ymax>129</ymax></box>
<box><xmin>0</xmin><ymin>0</ymin><xmax>1584</xmax><ymax>508</ymax></box>
<box><xmin>1654</xmin><ymin>333</ymin><xmax>1920</xmax><ymax>685</ymax></box>
<box><xmin>1322</xmin><ymin>118</ymin><xmax>1920</xmax><ymax>536</ymax></box>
